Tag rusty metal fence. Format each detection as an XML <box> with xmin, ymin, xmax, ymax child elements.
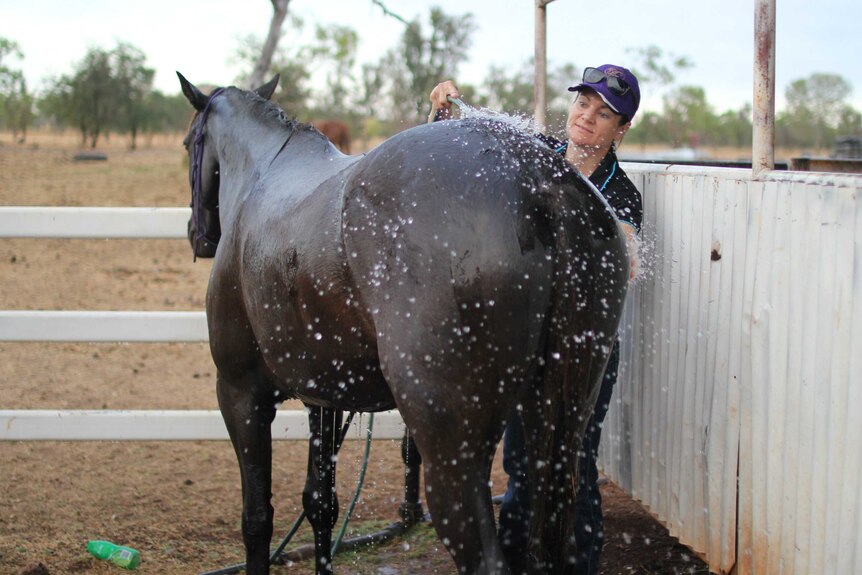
<box><xmin>600</xmin><ymin>164</ymin><xmax>862</xmax><ymax>575</ymax></box>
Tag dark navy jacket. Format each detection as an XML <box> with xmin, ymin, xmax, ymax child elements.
<box><xmin>535</xmin><ymin>133</ymin><xmax>643</xmax><ymax>233</ymax></box>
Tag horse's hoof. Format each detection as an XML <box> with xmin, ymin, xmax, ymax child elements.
<box><xmin>399</xmin><ymin>501</ymin><xmax>425</xmax><ymax>526</ymax></box>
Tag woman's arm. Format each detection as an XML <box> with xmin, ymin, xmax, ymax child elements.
<box><xmin>619</xmin><ymin>222</ymin><xmax>640</xmax><ymax>281</ymax></box>
<box><xmin>427</xmin><ymin>80</ymin><xmax>460</xmax><ymax>123</ymax></box>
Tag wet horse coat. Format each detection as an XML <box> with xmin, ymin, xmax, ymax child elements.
<box><xmin>179</xmin><ymin>74</ymin><xmax>629</xmax><ymax>575</ymax></box>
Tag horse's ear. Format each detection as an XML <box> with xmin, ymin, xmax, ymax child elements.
<box><xmin>177</xmin><ymin>71</ymin><xmax>208</xmax><ymax>111</ymax></box>
<box><xmin>254</xmin><ymin>75</ymin><xmax>279</xmax><ymax>101</ymax></box>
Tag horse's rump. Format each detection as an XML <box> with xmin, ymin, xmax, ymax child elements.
<box><xmin>344</xmin><ymin>123</ymin><xmax>554</xmax><ymax>356</ymax></box>
<box><xmin>340</xmin><ymin>119</ymin><xmax>626</xmax><ymax>430</ymax></box>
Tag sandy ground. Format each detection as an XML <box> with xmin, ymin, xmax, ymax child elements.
<box><xmin>0</xmin><ymin>130</ymin><xmax>710</xmax><ymax>575</ymax></box>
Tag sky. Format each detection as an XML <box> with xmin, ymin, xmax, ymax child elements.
<box><xmin>3</xmin><ymin>0</ymin><xmax>862</xmax><ymax>115</ymax></box>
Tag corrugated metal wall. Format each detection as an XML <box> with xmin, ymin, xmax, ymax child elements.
<box><xmin>599</xmin><ymin>165</ymin><xmax>862</xmax><ymax>575</ymax></box>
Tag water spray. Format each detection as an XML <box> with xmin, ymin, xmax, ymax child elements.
<box><xmin>444</xmin><ymin>95</ymin><xmax>541</xmax><ymax>135</ymax></box>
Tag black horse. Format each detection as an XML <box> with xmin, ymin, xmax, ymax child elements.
<box><xmin>178</xmin><ymin>73</ymin><xmax>629</xmax><ymax>575</ymax></box>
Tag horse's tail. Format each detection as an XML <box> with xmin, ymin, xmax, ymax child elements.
<box><xmin>522</xmin><ymin>170</ymin><xmax>629</xmax><ymax>572</ymax></box>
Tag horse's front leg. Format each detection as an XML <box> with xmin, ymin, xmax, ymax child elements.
<box><xmin>304</xmin><ymin>406</ymin><xmax>343</xmax><ymax>575</ymax></box>
<box><xmin>217</xmin><ymin>373</ymin><xmax>277</xmax><ymax>575</ymax></box>
<box><xmin>400</xmin><ymin>430</ymin><xmax>424</xmax><ymax>524</ymax></box>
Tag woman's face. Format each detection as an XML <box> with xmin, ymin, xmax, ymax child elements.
<box><xmin>566</xmin><ymin>89</ymin><xmax>630</xmax><ymax>151</ymax></box>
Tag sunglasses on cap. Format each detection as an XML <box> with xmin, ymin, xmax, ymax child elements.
<box><xmin>582</xmin><ymin>67</ymin><xmax>631</xmax><ymax>97</ymax></box>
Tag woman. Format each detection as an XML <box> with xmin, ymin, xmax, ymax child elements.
<box><xmin>428</xmin><ymin>64</ymin><xmax>643</xmax><ymax>575</ymax></box>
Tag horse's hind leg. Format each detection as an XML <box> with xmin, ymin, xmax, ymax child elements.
<box><xmin>303</xmin><ymin>406</ymin><xmax>342</xmax><ymax>575</ymax></box>
<box><xmin>395</xmin><ymin>389</ymin><xmax>509</xmax><ymax>573</ymax></box>
<box><xmin>399</xmin><ymin>431</ymin><xmax>424</xmax><ymax>524</ymax></box>
<box><xmin>217</xmin><ymin>373</ymin><xmax>277</xmax><ymax>575</ymax></box>
<box><xmin>371</xmin><ymin>309</ymin><xmax>514</xmax><ymax>573</ymax></box>
<box><xmin>421</xmin><ymin>435</ymin><xmax>508</xmax><ymax>575</ymax></box>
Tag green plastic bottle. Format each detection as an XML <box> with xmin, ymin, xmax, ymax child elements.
<box><xmin>86</xmin><ymin>540</ymin><xmax>141</xmax><ymax>569</ymax></box>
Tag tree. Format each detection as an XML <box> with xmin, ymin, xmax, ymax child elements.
<box><xmin>661</xmin><ymin>85</ymin><xmax>717</xmax><ymax>147</ymax></box>
<box><xmin>625</xmin><ymin>44</ymin><xmax>692</xmax><ymax>109</ymax></box>
<box><xmin>0</xmin><ymin>38</ymin><xmax>34</xmax><ymax>142</ymax></box>
<box><xmin>39</xmin><ymin>42</ymin><xmax>156</xmax><ymax>148</ymax></box>
<box><xmin>112</xmin><ymin>42</ymin><xmax>155</xmax><ymax>149</ymax></box>
<box><xmin>358</xmin><ymin>61</ymin><xmax>386</xmax><ymax>118</ymax></box>
<box><xmin>370</xmin><ymin>0</ymin><xmax>409</xmax><ymax>24</ymax></box>
<box><xmin>715</xmin><ymin>104</ymin><xmax>753</xmax><ymax>148</ymax></box>
<box><xmin>483</xmin><ymin>60</ymin><xmax>534</xmax><ymax>116</ymax></box>
<box><xmin>627</xmin><ymin>85</ymin><xmax>746</xmax><ymax>148</ymax></box>
<box><xmin>778</xmin><ymin>73</ymin><xmax>853</xmax><ymax>149</ymax></box>
<box><xmin>836</xmin><ymin>105</ymin><xmax>862</xmax><ymax>136</ymax></box>
<box><xmin>36</xmin><ymin>78</ymin><xmax>74</xmax><ymax>130</ymax></box>
<box><xmin>234</xmin><ymin>23</ymin><xmax>311</xmax><ymax>115</ymax></box>
<box><xmin>269</xmin><ymin>58</ymin><xmax>313</xmax><ymax>114</ymax></box>
<box><xmin>626</xmin><ymin>45</ymin><xmax>692</xmax><ymax>85</ymax></box>
<box><xmin>0</xmin><ymin>38</ymin><xmax>22</xmax><ymax>86</ymax></box>
<box><xmin>71</xmin><ymin>47</ymin><xmax>115</xmax><ymax>148</ymax></box>
<box><xmin>545</xmin><ymin>62</ymin><xmax>579</xmax><ymax>134</ymax></box>
<box><xmin>141</xmin><ymin>90</ymin><xmax>192</xmax><ymax>134</ymax></box>
<box><xmin>247</xmin><ymin>0</ymin><xmax>292</xmax><ymax>89</ymax></box>
<box><xmin>372</xmin><ymin>7</ymin><xmax>476</xmax><ymax>125</ymax></box>
<box><xmin>626</xmin><ymin>110</ymin><xmax>669</xmax><ymax>147</ymax></box>
<box><xmin>4</xmin><ymin>79</ymin><xmax>34</xmax><ymax>142</ymax></box>
<box><xmin>311</xmin><ymin>24</ymin><xmax>359</xmax><ymax>115</ymax></box>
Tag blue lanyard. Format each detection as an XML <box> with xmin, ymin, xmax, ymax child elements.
<box><xmin>598</xmin><ymin>161</ymin><xmax>617</xmax><ymax>193</ymax></box>
<box><xmin>555</xmin><ymin>143</ymin><xmax>616</xmax><ymax>193</ymax></box>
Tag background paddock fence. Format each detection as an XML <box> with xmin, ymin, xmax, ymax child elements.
<box><xmin>2</xmin><ymin>166</ymin><xmax>861</xmax><ymax>574</ymax></box>
<box><xmin>0</xmin><ymin>409</ymin><xmax>404</xmax><ymax>441</ymax></box>
<box><xmin>601</xmin><ymin>165</ymin><xmax>862</xmax><ymax>575</ymax></box>
<box><xmin>0</xmin><ymin>205</ymin><xmax>405</xmax><ymax>441</ymax></box>
<box><xmin>0</xmin><ymin>206</ymin><xmax>191</xmax><ymax>238</ymax></box>
<box><xmin>0</xmin><ymin>310</ymin><xmax>208</xmax><ymax>342</ymax></box>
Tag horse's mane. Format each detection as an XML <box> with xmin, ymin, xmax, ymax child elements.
<box><xmin>236</xmin><ymin>88</ymin><xmax>319</xmax><ymax>138</ymax></box>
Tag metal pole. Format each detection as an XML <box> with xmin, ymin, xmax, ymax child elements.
<box><xmin>534</xmin><ymin>0</ymin><xmax>557</xmax><ymax>131</ymax></box>
<box><xmin>752</xmin><ymin>0</ymin><xmax>776</xmax><ymax>177</ymax></box>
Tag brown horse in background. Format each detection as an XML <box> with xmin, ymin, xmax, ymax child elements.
<box><xmin>312</xmin><ymin>119</ymin><xmax>350</xmax><ymax>153</ymax></box>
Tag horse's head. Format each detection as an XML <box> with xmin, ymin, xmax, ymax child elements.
<box><xmin>177</xmin><ymin>72</ymin><xmax>279</xmax><ymax>258</ymax></box>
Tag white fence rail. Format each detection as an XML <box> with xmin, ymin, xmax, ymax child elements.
<box><xmin>0</xmin><ymin>409</ymin><xmax>404</xmax><ymax>441</ymax></box>
<box><xmin>0</xmin><ymin>206</ymin><xmax>191</xmax><ymax>238</ymax></box>
<box><xmin>0</xmin><ymin>206</ymin><xmax>405</xmax><ymax>441</ymax></box>
<box><xmin>0</xmin><ymin>310</ymin><xmax>208</xmax><ymax>342</ymax></box>
<box><xmin>600</xmin><ymin>165</ymin><xmax>862</xmax><ymax>575</ymax></box>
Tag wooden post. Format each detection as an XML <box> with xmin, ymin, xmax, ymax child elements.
<box><xmin>534</xmin><ymin>0</ymin><xmax>557</xmax><ymax>131</ymax></box>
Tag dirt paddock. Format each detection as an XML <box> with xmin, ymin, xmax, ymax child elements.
<box><xmin>0</xmin><ymin>131</ymin><xmax>710</xmax><ymax>574</ymax></box>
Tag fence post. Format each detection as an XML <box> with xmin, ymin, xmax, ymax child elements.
<box><xmin>533</xmin><ymin>0</ymin><xmax>557</xmax><ymax>132</ymax></box>
<box><xmin>752</xmin><ymin>0</ymin><xmax>776</xmax><ymax>178</ymax></box>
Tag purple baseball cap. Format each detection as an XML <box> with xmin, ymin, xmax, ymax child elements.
<box><xmin>568</xmin><ymin>64</ymin><xmax>641</xmax><ymax>122</ymax></box>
